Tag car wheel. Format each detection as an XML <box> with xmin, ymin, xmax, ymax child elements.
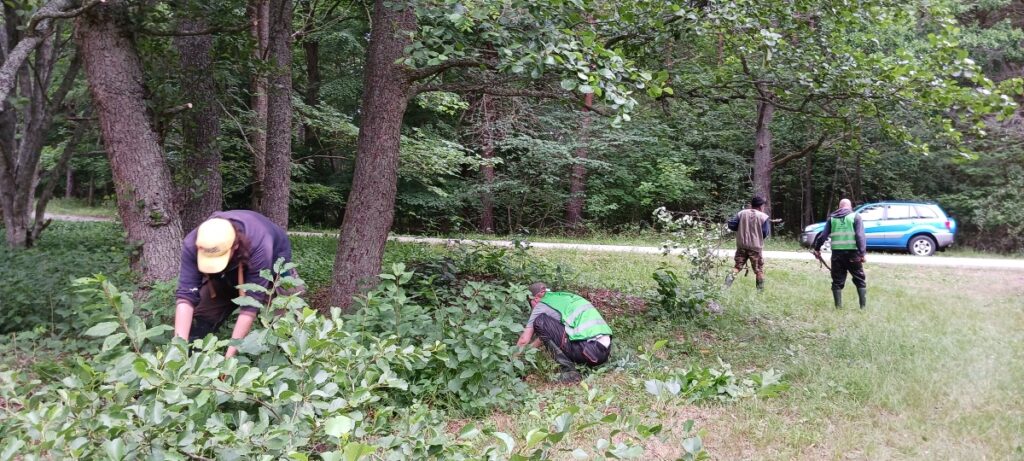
<box><xmin>908</xmin><ymin>235</ymin><xmax>936</xmax><ymax>256</ymax></box>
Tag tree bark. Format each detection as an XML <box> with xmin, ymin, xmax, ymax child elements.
<box><xmin>260</xmin><ymin>0</ymin><xmax>292</xmax><ymax>228</ymax></box>
<box><xmin>479</xmin><ymin>94</ymin><xmax>496</xmax><ymax>233</ymax></box>
<box><xmin>76</xmin><ymin>0</ymin><xmax>183</xmax><ymax>283</ymax></box>
<box><xmin>302</xmin><ymin>32</ymin><xmax>320</xmax><ymax>149</ymax></box>
<box><xmin>752</xmin><ymin>97</ymin><xmax>776</xmax><ymax>215</ymax></box>
<box><xmin>65</xmin><ymin>166</ymin><xmax>73</xmax><ymax>198</ymax></box>
<box><xmin>328</xmin><ymin>0</ymin><xmax>415</xmax><ymax>310</ymax></box>
<box><xmin>565</xmin><ymin>92</ymin><xmax>594</xmax><ymax>231</ymax></box>
<box><xmin>1</xmin><ymin>13</ymin><xmax>80</xmax><ymax>248</ymax></box>
<box><xmin>0</xmin><ymin>0</ymin><xmax>76</xmax><ymax>107</ymax></box>
<box><xmin>174</xmin><ymin>18</ymin><xmax>223</xmax><ymax>233</ymax></box>
<box><xmin>249</xmin><ymin>0</ymin><xmax>269</xmax><ymax>210</ymax></box>
<box><xmin>31</xmin><ymin>114</ymin><xmax>87</xmax><ymax>242</ymax></box>
<box><xmin>802</xmin><ymin>150</ymin><xmax>814</xmax><ymax>228</ymax></box>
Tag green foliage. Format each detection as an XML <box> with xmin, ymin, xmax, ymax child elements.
<box><xmin>648</xmin><ymin>209</ymin><xmax>726</xmax><ymax>318</ymax></box>
<box><xmin>0</xmin><ymin>222</ymin><xmax>132</xmax><ymax>333</ymax></box>
<box><xmin>644</xmin><ymin>360</ymin><xmax>789</xmax><ymax>404</ymax></box>
<box><xmin>410</xmin><ymin>240</ymin><xmax>577</xmax><ymax>289</ymax></box>
<box><xmin>346</xmin><ymin>264</ymin><xmax>535</xmax><ymax>415</ymax></box>
<box><xmin>0</xmin><ymin>266</ymin><xmax>667</xmax><ymax>460</ymax></box>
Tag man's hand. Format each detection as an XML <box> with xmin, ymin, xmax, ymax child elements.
<box><xmin>813</xmin><ymin>250</ymin><xmax>821</xmax><ymax>258</ymax></box>
<box><xmin>225</xmin><ymin>310</ymin><xmax>258</xmax><ymax>358</ymax></box>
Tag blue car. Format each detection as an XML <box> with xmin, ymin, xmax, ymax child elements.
<box><xmin>799</xmin><ymin>202</ymin><xmax>957</xmax><ymax>256</ymax></box>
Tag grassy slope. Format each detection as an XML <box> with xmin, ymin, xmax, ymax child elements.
<box><xmin>512</xmin><ymin>249</ymin><xmax>1024</xmax><ymax>460</ymax></box>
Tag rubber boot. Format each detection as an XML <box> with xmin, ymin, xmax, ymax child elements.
<box><xmin>756</xmin><ymin>279</ymin><xmax>765</xmax><ymax>292</ymax></box>
<box><xmin>723</xmin><ymin>273</ymin><xmax>735</xmax><ymax>289</ymax></box>
<box><xmin>832</xmin><ymin>289</ymin><xmax>843</xmax><ymax>309</ymax></box>
<box><xmin>857</xmin><ymin>287</ymin><xmax>867</xmax><ymax>309</ymax></box>
<box><xmin>544</xmin><ymin>339</ymin><xmax>582</xmax><ymax>384</ymax></box>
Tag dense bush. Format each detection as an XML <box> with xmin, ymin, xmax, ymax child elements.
<box><xmin>0</xmin><ymin>222</ymin><xmax>132</xmax><ymax>333</ymax></box>
<box><xmin>345</xmin><ymin>263</ymin><xmax>535</xmax><ymax>415</ymax></box>
<box><xmin>0</xmin><ymin>264</ymin><xmax>681</xmax><ymax>460</ymax></box>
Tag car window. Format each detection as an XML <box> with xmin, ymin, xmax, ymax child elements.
<box><xmin>886</xmin><ymin>205</ymin><xmax>912</xmax><ymax>220</ymax></box>
<box><xmin>859</xmin><ymin>205</ymin><xmax>884</xmax><ymax>221</ymax></box>
<box><xmin>915</xmin><ymin>206</ymin><xmax>938</xmax><ymax>219</ymax></box>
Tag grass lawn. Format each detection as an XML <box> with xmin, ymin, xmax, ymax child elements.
<box><xmin>498</xmin><ymin>249</ymin><xmax>1024</xmax><ymax>460</ymax></box>
<box><xmin>43</xmin><ymin>198</ymin><xmax>117</xmax><ymax>218</ymax></box>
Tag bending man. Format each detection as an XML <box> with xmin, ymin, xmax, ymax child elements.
<box><xmin>173</xmin><ymin>210</ymin><xmax>300</xmax><ymax>357</ymax></box>
<box><xmin>515</xmin><ymin>283</ymin><xmax>612</xmax><ymax>384</ymax></box>
<box><xmin>814</xmin><ymin>199</ymin><xmax>868</xmax><ymax>308</ymax></box>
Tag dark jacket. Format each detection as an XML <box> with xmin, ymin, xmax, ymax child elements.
<box><xmin>814</xmin><ymin>208</ymin><xmax>866</xmax><ymax>255</ymax></box>
<box><xmin>175</xmin><ymin>210</ymin><xmax>294</xmax><ymax>308</ymax></box>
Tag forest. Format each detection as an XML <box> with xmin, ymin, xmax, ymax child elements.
<box><xmin>1</xmin><ymin>0</ymin><xmax>1023</xmax><ymax>460</ymax></box>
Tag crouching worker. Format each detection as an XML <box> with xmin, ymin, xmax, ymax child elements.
<box><xmin>173</xmin><ymin>210</ymin><xmax>301</xmax><ymax>357</ymax></box>
<box><xmin>515</xmin><ymin>282</ymin><xmax>612</xmax><ymax>384</ymax></box>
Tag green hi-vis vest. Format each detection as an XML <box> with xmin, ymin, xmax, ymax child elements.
<box><xmin>540</xmin><ymin>292</ymin><xmax>613</xmax><ymax>341</ymax></box>
<box><xmin>830</xmin><ymin>214</ymin><xmax>857</xmax><ymax>250</ymax></box>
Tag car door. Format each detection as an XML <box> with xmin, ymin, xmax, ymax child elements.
<box><xmin>877</xmin><ymin>204</ymin><xmax>915</xmax><ymax>247</ymax></box>
<box><xmin>856</xmin><ymin>204</ymin><xmax>886</xmax><ymax>247</ymax></box>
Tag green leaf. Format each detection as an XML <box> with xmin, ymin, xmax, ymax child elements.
<box><xmin>561</xmin><ymin>79</ymin><xmax>578</xmax><ymax>91</ymax></box>
<box><xmin>1</xmin><ymin>440</ymin><xmax>25</xmax><ymax>461</ymax></box>
<box><xmin>525</xmin><ymin>429</ymin><xmax>549</xmax><ymax>448</ymax></box>
<box><xmin>324</xmin><ymin>415</ymin><xmax>355</xmax><ymax>438</ymax></box>
<box><xmin>492</xmin><ymin>432</ymin><xmax>515</xmax><ymax>455</ymax></box>
<box><xmin>102</xmin><ymin>333</ymin><xmax>127</xmax><ymax>351</ymax></box>
<box><xmin>84</xmin><ymin>322</ymin><xmax>119</xmax><ymax>337</ymax></box>
<box><xmin>233</xmin><ymin>296</ymin><xmax>264</xmax><ymax>309</ymax></box>
<box><xmin>341</xmin><ymin>442</ymin><xmax>374</xmax><ymax>461</ymax></box>
<box><xmin>102</xmin><ymin>438</ymin><xmax>126</xmax><ymax>460</ymax></box>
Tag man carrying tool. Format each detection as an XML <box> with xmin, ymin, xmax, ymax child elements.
<box><xmin>515</xmin><ymin>282</ymin><xmax>612</xmax><ymax>384</ymax></box>
<box><xmin>173</xmin><ymin>210</ymin><xmax>301</xmax><ymax>357</ymax></box>
<box><xmin>725</xmin><ymin>196</ymin><xmax>771</xmax><ymax>291</ymax></box>
<box><xmin>814</xmin><ymin>199</ymin><xmax>868</xmax><ymax>309</ymax></box>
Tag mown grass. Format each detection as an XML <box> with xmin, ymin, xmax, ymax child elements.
<box><xmin>509</xmin><ymin>250</ymin><xmax>1024</xmax><ymax>460</ymax></box>
<box><xmin>43</xmin><ymin>198</ymin><xmax>117</xmax><ymax>218</ymax></box>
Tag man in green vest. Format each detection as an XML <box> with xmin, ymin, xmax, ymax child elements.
<box><xmin>515</xmin><ymin>282</ymin><xmax>612</xmax><ymax>383</ymax></box>
<box><xmin>814</xmin><ymin>199</ymin><xmax>868</xmax><ymax>308</ymax></box>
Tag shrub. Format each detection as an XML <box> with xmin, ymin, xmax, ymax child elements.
<box><xmin>0</xmin><ymin>265</ymin><xmax>671</xmax><ymax>460</ymax></box>
<box><xmin>409</xmin><ymin>239</ymin><xmax>577</xmax><ymax>288</ymax></box>
<box><xmin>0</xmin><ymin>222</ymin><xmax>132</xmax><ymax>333</ymax></box>
<box><xmin>346</xmin><ymin>264</ymin><xmax>535</xmax><ymax>415</ymax></box>
<box><xmin>649</xmin><ymin>208</ymin><xmax>726</xmax><ymax>317</ymax></box>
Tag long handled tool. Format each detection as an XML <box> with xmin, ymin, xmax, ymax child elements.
<box><xmin>812</xmin><ymin>250</ymin><xmax>831</xmax><ymax>271</ymax></box>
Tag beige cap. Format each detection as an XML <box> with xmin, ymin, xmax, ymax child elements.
<box><xmin>195</xmin><ymin>218</ymin><xmax>235</xmax><ymax>274</ymax></box>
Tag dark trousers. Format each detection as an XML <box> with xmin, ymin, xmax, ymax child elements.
<box><xmin>189</xmin><ymin>275</ymin><xmax>241</xmax><ymax>342</ymax></box>
<box><xmin>831</xmin><ymin>250</ymin><xmax>867</xmax><ymax>290</ymax></box>
<box><xmin>533</xmin><ymin>315</ymin><xmax>610</xmax><ymax>366</ymax></box>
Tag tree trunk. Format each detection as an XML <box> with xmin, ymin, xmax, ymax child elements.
<box><xmin>65</xmin><ymin>166</ymin><xmax>73</xmax><ymax>198</ymax></box>
<box><xmin>174</xmin><ymin>18</ymin><xmax>223</xmax><ymax>233</ymax></box>
<box><xmin>303</xmin><ymin>34</ymin><xmax>320</xmax><ymax>149</ymax></box>
<box><xmin>249</xmin><ymin>0</ymin><xmax>269</xmax><ymax>210</ymax></box>
<box><xmin>260</xmin><ymin>0</ymin><xmax>292</xmax><ymax>228</ymax></box>
<box><xmin>802</xmin><ymin>151</ymin><xmax>814</xmax><ymax>228</ymax></box>
<box><xmin>852</xmin><ymin>149</ymin><xmax>863</xmax><ymax>203</ymax></box>
<box><xmin>31</xmin><ymin>114</ymin><xmax>87</xmax><ymax>242</ymax></box>
<box><xmin>76</xmin><ymin>0</ymin><xmax>183</xmax><ymax>283</ymax></box>
<box><xmin>752</xmin><ymin>97</ymin><xmax>775</xmax><ymax>215</ymax></box>
<box><xmin>479</xmin><ymin>94</ymin><xmax>496</xmax><ymax>233</ymax></box>
<box><xmin>565</xmin><ymin>92</ymin><xmax>593</xmax><ymax>231</ymax></box>
<box><xmin>328</xmin><ymin>0</ymin><xmax>415</xmax><ymax>310</ymax></box>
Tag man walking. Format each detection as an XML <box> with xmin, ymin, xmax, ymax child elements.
<box><xmin>725</xmin><ymin>196</ymin><xmax>771</xmax><ymax>291</ymax></box>
<box><xmin>515</xmin><ymin>282</ymin><xmax>612</xmax><ymax>384</ymax></box>
<box><xmin>814</xmin><ymin>199</ymin><xmax>868</xmax><ymax>308</ymax></box>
